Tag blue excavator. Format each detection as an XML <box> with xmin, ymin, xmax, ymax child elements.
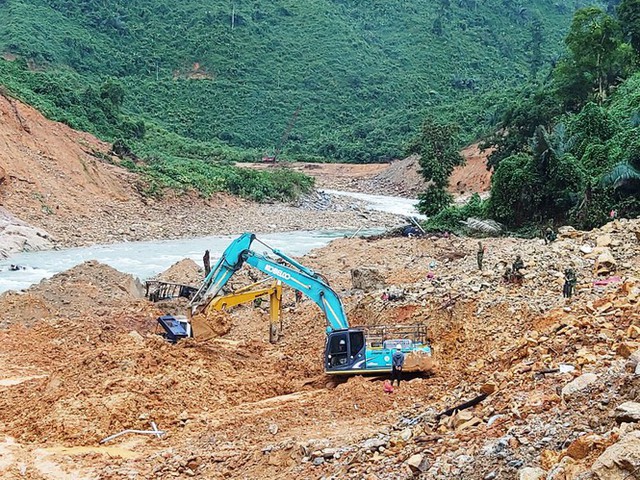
<box><xmin>174</xmin><ymin>233</ymin><xmax>433</xmax><ymax>375</ymax></box>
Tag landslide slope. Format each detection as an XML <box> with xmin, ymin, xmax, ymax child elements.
<box><xmin>0</xmin><ymin>0</ymin><xmax>592</xmax><ymax>161</ymax></box>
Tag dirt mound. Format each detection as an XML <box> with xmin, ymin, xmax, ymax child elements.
<box><xmin>154</xmin><ymin>259</ymin><xmax>203</xmax><ymax>286</ymax></box>
<box><xmin>0</xmin><ymin>220</ymin><xmax>638</xmax><ymax>479</ymax></box>
<box><xmin>0</xmin><ymin>260</ymin><xmax>145</xmax><ymax>325</ymax></box>
<box><xmin>367</xmin><ymin>155</ymin><xmax>426</xmax><ymax>197</ymax></box>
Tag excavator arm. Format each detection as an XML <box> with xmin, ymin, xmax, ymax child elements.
<box><xmin>189</xmin><ymin>233</ymin><xmax>349</xmax><ymax>332</ymax></box>
<box><xmin>201</xmin><ymin>280</ymin><xmax>283</xmax><ymax>343</ymax></box>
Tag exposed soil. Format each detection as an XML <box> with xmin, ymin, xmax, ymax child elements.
<box><xmin>0</xmin><ymin>219</ymin><xmax>637</xmax><ymax>479</ymax></box>
<box><xmin>241</xmin><ymin>144</ymin><xmax>492</xmax><ymax>199</ymax></box>
<box><xmin>1</xmin><ymin>87</ymin><xmax>637</xmax><ymax>480</ymax></box>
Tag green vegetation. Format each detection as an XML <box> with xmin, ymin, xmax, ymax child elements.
<box><xmin>0</xmin><ymin>0</ymin><xmax>586</xmax><ymax>165</ymax></box>
<box><xmin>424</xmin><ymin>1</ymin><xmax>640</xmax><ymax>234</ymax></box>
<box><xmin>407</xmin><ymin>120</ymin><xmax>464</xmax><ymax>216</ymax></box>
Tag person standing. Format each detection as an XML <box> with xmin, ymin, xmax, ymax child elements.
<box><xmin>563</xmin><ymin>268</ymin><xmax>577</xmax><ymax>299</ymax></box>
<box><xmin>203</xmin><ymin>250</ymin><xmax>211</xmax><ymax>276</ymax></box>
<box><xmin>391</xmin><ymin>344</ymin><xmax>405</xmax><ymax>387</ymax></box>
<box><xmin>477</xmin><ymin>241</ymin><xmax>485</xmax><ymax>271</ymax></box>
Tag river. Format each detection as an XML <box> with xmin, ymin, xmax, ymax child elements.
<box><xmin>0</xmin><ymin>191</ymin><xmax>421</xmax><ymax>293</ymax></box>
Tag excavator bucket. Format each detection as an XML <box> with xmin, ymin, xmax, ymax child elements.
<box><xmin>190</xmin><ymin>312</ymin><xmax>231</xmax><ymax>341</ymax></box>
<box><xmin>403</xmin><ymin>350</ymin><xmax>435</xmax><ymax>373</ymax></box>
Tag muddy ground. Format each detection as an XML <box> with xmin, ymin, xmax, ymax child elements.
<box><xmin>0</xmin><ymin>219</ymin><xmax>638</xmax><ymax>479</ymax></box>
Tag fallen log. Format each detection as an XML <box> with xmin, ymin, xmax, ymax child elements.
<box><xmin>436</xmin><ymin>393</ymin><xmax>488</xmax><ymax>420</ymax></box>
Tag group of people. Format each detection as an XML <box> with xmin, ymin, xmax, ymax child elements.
<box><xmin>477</xmin><ymin>229</ymin><xmax>578</xmax><ymax>298</ymax></box>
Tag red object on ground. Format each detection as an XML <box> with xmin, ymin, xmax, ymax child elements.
<box><xmin>383</xmin><ymin>380</ymin><xmax>394</xmax><ymax>394</ymax></box>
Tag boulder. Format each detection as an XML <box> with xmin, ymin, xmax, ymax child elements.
<box><xmin>567</xmin><ymin>434</ymin><xmax>600</xmax><ymax>460</ymax></box>
<box><xmin>351</xmin><ymin>266</ymin><xmax>385</xmax><ymax>291</ymax></box>
<box><xmin>406</xmin><ymin>454</ymin><xmax>429</xmax><ymax>473</ymax></box>
<box><xmin>614</xmin><ymin>402</ymin><xmax>640</xmax><ymax>424</ymax></box>
<box><xmin>596</xmin><ymin>234</ymin><xmax>612</xmax><ymax>247</ymax></box>
<box><xmin>580</xmin><ymin>244</ymin><xmax>593</xmax><ymax>254</ymax></box>
<box><xmin>518</xmin><ymin>467</ymin><xmax>547</xmax><ymax>480</ymax></box>
<box><xmin>561</xmin><ymin>373</ymin><xmax>598</xmax><ymax>397</ymax></box>
<box><xmin>0</xmin><ymin>207</ymin><xmax>54</xmax><ymax>258</ymax></box>
<box><xmin>591</xmin><ymin>431</ymin><xmax>640</xmax><ymax>479</ymax></box>
<box><xmin>558</xmin><ymin>226</ymin><xmax>580</xmax><ymax>238</ymax></box>
<box><xmin>594</xmin><ymin>250</ymin><xmax>617</xmax><ymax>276</ymax></box>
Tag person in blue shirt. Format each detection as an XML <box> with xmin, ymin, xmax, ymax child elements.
<box><xmin>391</xmin><ymin>344</ymin><xmax>405</xmax><ymax>387</ymax></box>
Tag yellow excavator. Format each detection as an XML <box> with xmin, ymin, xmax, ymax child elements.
<box><xmin>188</xmin><ymin>279</ymin><xmax>283</xmax><ymax>343</ymax></box>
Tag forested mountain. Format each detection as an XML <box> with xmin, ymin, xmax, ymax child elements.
<box><xmin>0</xmin><ymin>0</ymin><xmax>602</xmax><ymax>162</ymax></box>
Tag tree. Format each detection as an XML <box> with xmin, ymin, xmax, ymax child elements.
<box><xmin>618</xmin><ymin>0</ymin><xmax>640</xmax><ymax>53</ymax></box>
<box><xmin>527</xmin><ymin>18</ymin><xmax>544</xmax><ymax>78</ymax></box>
<box><xmin>407</xmin><ymin>120</ymin><xmax>464</xmax><ymax>215</ymax></box>
<box><xmin>555</xmin><ymin>7</ymin><xmax>634</xmax><ymax>107</ymax></box>
<box><xmin>483</xmin><ymin>86</ymin><xmax>562</xmax><ymax>170</ymax></box>
<box><xmin>99</xmin><ymin>78</ymin><xmax>125</xmax><ymax>110</ymax></box>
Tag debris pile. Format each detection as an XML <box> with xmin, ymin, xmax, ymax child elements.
<box><xmin>0</xmin><ymin>219</ymin><xmax>638</xmax><ymax>479</ymax></box>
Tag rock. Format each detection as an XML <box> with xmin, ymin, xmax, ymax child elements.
<box><xmin>596</xmin><ymin>234</ymin><xmax>612</xmax><ymax>247</ymax></box>
<box><xmin>518</xmin><ymin>467</ymin><xmax>547</xmax><ymax>480</ymax></box>
<box><xmin>567</xmin><ymin>434</ymin><xmax>599</xmax><ymax>460</ymax></box>
<box><xmin>312</xmin><ymin>457</ymin><xmax>325</xmax><ymax>466</ymax></box>
<box><xmin>561</xmin><ymin>373</ymin><xmax>598</xmax><ymax>397</ymax></box>
<box><xmin>399</xmin><ymin>428</ymin><xmax>413</xmax><ymax>442</ymax></box>
<box><xmin>615</xmin><ymin>342</ymin><xmax>637</xmax><ymax>358</ymax></box>
<box><xmin>629</xmin><ymin>349</ymin><xmax>640</xmax><ymax>367</ymax></box>
<box><xmin>594</xmin><ymin>249</ymin><xmax>617</xmax><ymax>276</ymax></box>
<box><xmin>452</xmin><ymin>410</ymin><xmax>475</xmax><ymax>428</ymax></box>
<box><xmin>0</xmin><ymin>207</ymin><xmax>54</xmax><ymax>258</ymax></box>
<box><xmin>351</xmin><ymin>266</ymin><xmax>385</xmax><ymax>291</ymax></box>
<box><xmin>128</xmin><ymin>330</ymin><xmax>144</xmax><ymax>343</ymax></box>
<box><xmin>361</xmin><ymin>438</ymin><xmax>387</xmax><ymax>450</ymax></box>
<box><xmin>484</xmin><ymin>472</ymin><xmax>497</xmax><ymax>480</ymax></box>
<box><xmin>480</xmin><ymin>382</ymin><xmax>497</xmax><ymax>395</ymax></box>
<box><xmin>406</xmin><ymin>454</ymin><xmax>429</xmax><ymax>473</ymax></box>
<box><xmin>321</xmin><ymin>448</ymin><xmax>338</xmax><ymax>459</ymax></box>
<box><xmin>591</xmin><ymin>431</ymin><xmax>640</xmax><ymax>479</ymax></box>
<box><xmin>558</xmin><ymin>226</ymin><xmax>580</xmax><ymax>238</ymax></box>
<box><xmin>614</xmin><ymin>402</ymin><xmax>640</xmax><ymax>424</ymax></box>
<box><xmin>457</xmin><ymin>417</ymin><xmax>482</xmax><ymax>431</ymax></box>
<box><xmin>268</xmin><ymin>423</ymin><xmax>278</xmax><ymax>435</ymax></box>
<box><xmin>580</xmin><ymin>244</ymin><xmax>593</xmax><ymax>254</ymax></box>
<box><xmin>628</xmin><ymin>325</ymin><xmax>640</xmax><ymax>340</ymax></box>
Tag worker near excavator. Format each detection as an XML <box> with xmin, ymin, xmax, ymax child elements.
<box><xmin>391</xmin><ymin>344</ymin><xmax>405</xmax><ymax>387</ymax></box>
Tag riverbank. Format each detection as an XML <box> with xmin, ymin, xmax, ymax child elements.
<box><xmin>0</xmin><ymin>189</ymin><xmax>403</xmax><ymax>258</ymax></box>
<box><xmin>0</xmin><ymin>95</ymin><xmax>404</xmax><ymax>257</ymax></box>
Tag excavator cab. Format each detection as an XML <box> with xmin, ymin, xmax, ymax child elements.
<box><xmin>325</xmin><ymin>329</ymin><xmax>366</xmax><ymax>373</ymax></box>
